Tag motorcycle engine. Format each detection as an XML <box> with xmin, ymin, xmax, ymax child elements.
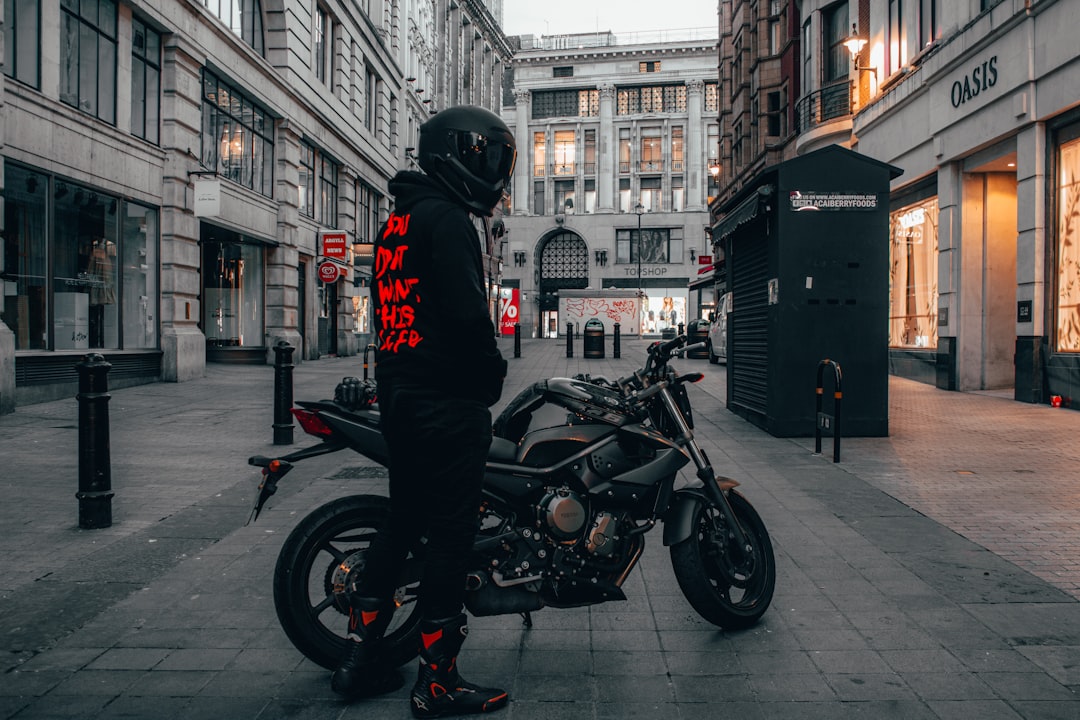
<box><xmin>539</xmin><ymin>487</ymin><xmax>587</xmax><ymax>543</ymax></box>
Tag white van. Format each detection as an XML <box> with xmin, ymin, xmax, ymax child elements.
<box><xmin>707</xmin><ymin>292</ymin><xmax>729</xmax><ymax>364</ymax></box>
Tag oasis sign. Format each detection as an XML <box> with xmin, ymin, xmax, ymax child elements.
<box><xmin>950</xmin><ymin>55</ymin><xmax>998</xmax><ymax>108</ymax></box>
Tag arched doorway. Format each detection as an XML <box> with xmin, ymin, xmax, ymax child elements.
<box><xmin>536</xmin><ymin>229</ymin><xmax>588</xmax><ymax>338</ymax></box>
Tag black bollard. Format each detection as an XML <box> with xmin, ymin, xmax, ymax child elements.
<box><xmin>566</xmin><ymin>322</ymin><xmax>574</xmax><ymax>358</ymax></box>
<box><xmin>363</xmin><ymin>343</ymin><xmax>377</xmax><ymax>380</ymax></box>
<box><xmin>514</xmin><ymin>323</ymin><xmax>521</xmax><ymax>358</ymax></box>
<box><xmin>273</xmin><ymin>340</ymin><xmax>295</xmax><ymax>445</ymax></box>
<box><xmin>678</xmin><ymin>322</ymin><xmax>685</xmax><ymax>335</ymax></box>
<box><xmin>613</xmin><ymin>323</ymin><xmax>621</xmax><ymax>359</ymax></box>
<box><xmin>75</xmin><ymin>353</ymin><xmax>113</xmax><ymax>529</ymax></box>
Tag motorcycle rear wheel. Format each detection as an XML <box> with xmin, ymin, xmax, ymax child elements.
<box><xmin>670</xmin><ymin>490</ymin><xmax>775</xmax><ymax>630</ymax></box>
<box><xmin>273</xmin><ymin>494</ymin><xmax>422</xmax><ymax>670</ymax></box>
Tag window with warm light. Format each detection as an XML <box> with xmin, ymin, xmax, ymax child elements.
<box><xmin>553</xmin><ymin>131</ymin><xmax>576</xmax><ymax>175</ymax></box>
<box><xmin>1056</xmin><ymin>130</ymin><xmax>1080</xmax><ymax>351</ymax></box>
<box><xmin>640</xmin><ymin>127</ymin><xmax>662</xmax><ymax>172</ymax></box>
<box><xmin>533</xmin><ymin>132</ymin><xmax>546</xmax><ymax>177</ymax></box>
<box><xmin>671</xmin><ymin>126</ymin><xmax>684</xmax><ymax>172</ymax></box>
<box><xmin>889</xmin><ymin>196</ymin><xmax>939</xmax><ymax>349</ymax></box>
<box><xmin>201</xmin><ymin>69</ymin><xmax>274</xmax><ymax>196</ymax></box>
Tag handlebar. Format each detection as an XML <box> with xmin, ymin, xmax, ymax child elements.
<box><xmin>651</xmin><ymin>334</ymin><xmax>687</xmax><ymax>359</ymax></box>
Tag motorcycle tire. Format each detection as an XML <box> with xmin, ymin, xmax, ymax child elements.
<box><xmin>670</xmin><ymin>490</ymin><xmax>775</xmax><ymax>630</ymax></box>
<box><xmin>273</xmin><ymin>494</ymin><xmax>423</xmax><ymax>670</ymax></box>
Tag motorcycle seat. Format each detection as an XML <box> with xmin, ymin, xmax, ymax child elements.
<box><xmin>488</xmin><ymin>436</ymin><xmax>518</xmax><ymax>463</ymax></box>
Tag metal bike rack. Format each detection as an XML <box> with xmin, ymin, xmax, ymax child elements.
<box><xmin>814</xmin><ymin>359</ymin><xmax>843</xmax><ymax>463</ymax></box>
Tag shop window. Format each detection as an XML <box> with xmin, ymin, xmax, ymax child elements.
<box><xmin>889</xmin><ymin>197</ymin><xmax>939</xmax><ymax>349</ymax></box>
<box><xmin>4</xmin><ymin>0</ymin><xmax>41</xmax><ymax>88</ymax></box>
<box><xmin>121</xmin><ymin>204</ymin><xmax>159</xmax><ymax>348</ymax></box>
<box><xmin>1056</xmin><ymin>133</ymin><xmax>1080</xmax><ymax>351</ymax></box>
<box><xmin>583</xmin><ymin>179</ymin><xmax>596</xmax><ymax>214</ymax></box>
<box><xmin>131</xmin><ymin>17</ymin><xmax>160</xmax><ymax>144</ymax></box>
<box><xmin>1</xmin><ymin>165</ymin><xmax>159</xmax><ymax>351</ymax></box>
<box><xmin>60</xmin><ymin>0</ymin><xmax>117</xmax><ymax>123</ymax></box>
<box><xmin>2</xmin><ymin>166</ymin><xmax>48</xmax><ymax>350</ymax></box>
<box><xmin>201</xmin><ymin>232</ymin><xmax>264</xmax><ymax>348</ymax></box>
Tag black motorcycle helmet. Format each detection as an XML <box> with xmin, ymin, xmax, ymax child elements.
<box><xmin>417</xmin><ymin>105</ymin><xmax>517</xmax><ymax>217</ymax></box>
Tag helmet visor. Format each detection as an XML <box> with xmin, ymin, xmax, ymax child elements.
<box><xmin>455</xmin><ymin>131</ymin><xmax>517</xmax><ymax>187</ymax></box>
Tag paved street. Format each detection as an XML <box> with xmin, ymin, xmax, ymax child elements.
<box><xmin>1</xmin><ymin>336</ymin><xmax>1079</xmax><ymax>719</ymax></box>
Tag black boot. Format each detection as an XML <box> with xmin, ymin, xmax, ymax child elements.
<box><xmin>410</xmin><ymin>614</ymin><xmax>508</xmax><ymax>718</ymax></box>
<box><xmin>330</xmin><ymin>596</ymin><xmax>404</xmax><ymax>698</ymax></box>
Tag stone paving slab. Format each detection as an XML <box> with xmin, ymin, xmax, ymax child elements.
<box><xmin>1</xmin><ymin>337</ymin><xmax>1079</xmax><ymax>718</ymax></box>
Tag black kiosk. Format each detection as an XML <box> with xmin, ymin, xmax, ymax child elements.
<box><xmin>712</xmin><ymin>145</ymin><xmax>902</xmax><ymax>438</ymax></box>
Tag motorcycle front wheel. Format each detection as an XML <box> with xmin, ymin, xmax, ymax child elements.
<box><xmin>670</xmin><ymin>490</ymin><xmax>775</xmax><ymax>630</ymax></box>
<box><xmin>273</xmin><ymin>494</ymin><xmax>423</xmax><ymax>670</ymax></box>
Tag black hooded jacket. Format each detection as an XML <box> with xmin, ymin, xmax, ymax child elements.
<box><xmin>372</xmin><ymin>171</ymin><xmax>506</xmax><ymax>406</ymax></box>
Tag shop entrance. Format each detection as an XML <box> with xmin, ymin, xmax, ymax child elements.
<box><xmin>537</xmin><ymin>230</ymin><xmax>588</xmax><ymax>338</ymax></box>
<box><xmin>962</xmin><ymin>161</ymin><xmax>1017</xmax><ymax>392</ymax></box>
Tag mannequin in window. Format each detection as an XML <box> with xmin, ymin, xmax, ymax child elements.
<box><xmin>87</xmin><ymin>237</ymin><xmax>116</xmax><ymax>347</ymax></box>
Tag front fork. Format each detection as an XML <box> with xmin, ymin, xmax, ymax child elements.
<box><xmin>657</xmin><ymin>385</ymin><xmax>752</xmax><ymax>560</ymax></box>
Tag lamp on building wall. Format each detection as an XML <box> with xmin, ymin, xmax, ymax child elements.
<box><xmin>513</xmin><ymin>251</ymin><xmax>527</xmax><ymax>267</ymax></box>
<box><xmin>689</xmin><ymin>248</ymin><xmax>696</xmax><ymax>262</ymax></box>
<box><xmin>594</xmin><ymin>249</ymin><xmax>608</xmax><ymax>267</ymax></box>
<box><xmin>843</xmin><ymin>24</ymin><xmax>874</xmax><ymax>76</ymax></box>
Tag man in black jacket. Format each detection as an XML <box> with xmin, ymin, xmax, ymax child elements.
<box><xmin>331</xmin><ymin>106</ymin><xmax>515</xmax><ymax>718</ymax></box>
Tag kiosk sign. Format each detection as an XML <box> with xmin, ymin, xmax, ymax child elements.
<box><xmin>320</xmin><ymin>231</ymin><xmax>348</xmax><ymax>260</ymax></box>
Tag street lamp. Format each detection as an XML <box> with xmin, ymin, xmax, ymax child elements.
<box><xmin>635</xmin><ymin>202</ymin><xmax>645</xmax><ymax>334</ymax></box>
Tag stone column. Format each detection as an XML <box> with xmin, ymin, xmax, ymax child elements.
<box><xmin>686</xmin><ymin>79</ymin><xmax>706</xmax><ymax>211</ymax></box>
<box><xmin>267</xmin><ymin>120</ymin><xmax>305</xmax><ymax>359</ymax></box>
<box><xmin>598</xmin><ymin>84</ymin><xmax>616</xmax><ymax>213</ymax></box>
<box><xmin>513</xmin><ymin>89</ymin><xmax>531</xmax><ymax>214</ymax></box>
<box><xmin>159</xmin><ymin>36</ymin><xmax>207</xmax><ymax>382</ymax></box>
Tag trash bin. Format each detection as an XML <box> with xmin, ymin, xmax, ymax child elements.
<box><xmin>687</xmin><ymin>319</ymin><xmax>709</xmax><ymax>359</ymax></box>
<box><xmin>583</xmin><ymin>318</ymin><xmax>605</xmax><ymax>359</ymax></box>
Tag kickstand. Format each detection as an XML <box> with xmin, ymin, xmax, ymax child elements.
<box><xmin>520</xmin><ymin>611</ymin><xmax>533</xmax><ymax>628</ymax></box>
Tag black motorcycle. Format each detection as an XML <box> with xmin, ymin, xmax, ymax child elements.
<box><xmin>248</xmin><ymin>334</ymin><xmax>775</xmax><ymax>670</ymax></box>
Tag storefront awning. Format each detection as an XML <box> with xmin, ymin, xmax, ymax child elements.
<box><xmin>714</xmin><ymin>184</ymin><xmax>774</xmax><ymax>240</ymax></box>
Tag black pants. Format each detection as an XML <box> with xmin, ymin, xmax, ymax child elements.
<box><xmin>356</xmin><ymin>382</ymin><xmax>492</xmax><ymax>621</ymax></box>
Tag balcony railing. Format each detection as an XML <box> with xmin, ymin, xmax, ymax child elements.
<box><xmin>795</xmin><ymin>81</ymin><xmax>853</xmax><ymax>134</ymax></box>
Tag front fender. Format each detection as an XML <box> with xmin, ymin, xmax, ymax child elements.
<box><xmin>662</xmin><ymin>487</ymin><xmax>709</xmax><ymax>546</ymax></box>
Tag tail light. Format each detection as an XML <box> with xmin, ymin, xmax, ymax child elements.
<box><xmin>291</xmin><ymin>407</ymin><xmax>334</xmax><ymax>437</ymax></box>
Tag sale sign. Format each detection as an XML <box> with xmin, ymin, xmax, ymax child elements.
<box><xmin>499</xmin><ymin>288</ymin><xmax>519</xmax><ymax>336</ymax></box>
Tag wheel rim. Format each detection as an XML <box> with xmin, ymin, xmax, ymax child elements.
<box><xmin>697</xmin><ymin>505</ymin><xmax>768</xmax><ymax>611</ymax></box>
<box><xmin>296</xmin><ymin>520</ymin><xmax>420</xmax><ymax>648</ymax></box>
